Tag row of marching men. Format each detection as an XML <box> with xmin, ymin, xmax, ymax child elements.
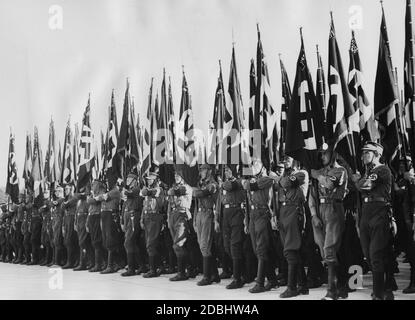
<box><xmin>1</xmin><ymin>140</ymin><xmax>415</xmax><ymax>300</ymax></box>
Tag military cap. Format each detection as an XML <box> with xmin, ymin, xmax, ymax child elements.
<box><xmin>362</xmin><ymin>141</ymin><xmax>383</xmax><ymax>156</ymax></box>
<box><xmin>145</xmin><ymin>171</ymin><xmax>159</xmax><ymax>179</ymax></box>
<box><xmin>199</xmin><ymin>164</ymin><xmax>212</xmax><ymax>171</ymax></box>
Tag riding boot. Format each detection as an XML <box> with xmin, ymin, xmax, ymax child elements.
<box><xmin>249</xmin><ymin>259</ymin><xmax>266</xmax><ymax>293</ymax></box>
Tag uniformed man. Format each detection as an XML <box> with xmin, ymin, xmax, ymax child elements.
<box><xmin>310</xmin><ymin>142</ymin><xmax>348</xmax><ymax>300</ymax></box>
<box><xmin>39</xmin><ymin>186</ymin><xmax>53</xmax><ymax>266</ymax></box>
<box><xmin>139</xmin><ymin>171</ymin><xmax>165</xmax><ymax>278</ymax></box>
<box><xmin>28</xmin><ymin>191</ymin><xmax>44</xmax><ymax>265</ymax></box>
<box><xmin>275</xmin><ymin>156</ymin><xmax>309</xmax><ymax>298</ymax></box>
<box><xmin>49</xmin><ymin>185</ymin><xmax>65</xmax><ymax>266</ymax></box>
<box><xmin>242</xmin><ymin>159</ymin><xmax>279</xmax><ymax>293</ymax></box>
<box><xmin>96</xmin><ymin>179</ymin><xmax>122</xmax><ymax>274</ymax></box>
<box><xmin>0</xmin><ymin>204</ymin><xmax>7</xmax><ymax>262</ymax></box>
<box><xmin>167</xmin><ymin>169</ymin><xmax>193</xmax><ymax>281</ymax></box>
<box><xmin>13</xmin><ymin>194</ymin><xmax>25</xmax><ymax>264</ymax></box>
<box><xmin>192</xmin><ymin>164</ymin><xmax>220</xmax><ymax>286</ymax></box>
<box><xmin>218</xmin><ymin>165</ymin><xmax>247</xmax><ymax>289</ymax></box>
<box><xmin>21</xmin><ymin>192</ymin><xmax>33</xmax><ymax>264</ymax></box>
<box><xmin>62</xmin><ymin>183</ymin><xmax>79</xmax><ymax>269</ymax></box>
<box><xmin>351</xmin><ymin>142</ymin><xmax>392</xmax><ymax>300</ymax></box>
<box><xmin>120</xmin><ymin>172</ymin><xmax>143</xmax><ymax>277</ymax></box>
<box><xmin>87</xmin><ymin>179</ymin><xmax>106</xmax><ymax>272</ymax></box>
<box><xmin>394</xmin><ymin>156</ymin><xmax>415</xmax><ymax>294</ymax></box>
<box><xmin>74</xmin><ymin>185</ymin><xmax>93</xmax><ymax>271</ymax></box>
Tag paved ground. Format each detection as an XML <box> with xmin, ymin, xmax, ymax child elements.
<box><xmin>0</xmin><ymin>260</ymin><xmax>414</xmax><ymax>300</ymax></box>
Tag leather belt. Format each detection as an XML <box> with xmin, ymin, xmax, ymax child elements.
<box><xmin>250</xmin><ymin>205</ymin><xmax>268</xmax><ymax>210</ymax></box>
<box><xmin>198</xmin><ymin>207</ymin><xmax>213</xmax><ymax>212</ymax></box>
<box><xmin>280</xmin><ymin>201</ymin><xmax>298</xmax><ymax>207</ymax></box>
<box><xmin>319</xmin><ymin>198</ymin><xmax>342</xmax><ymax>204</ymax></box>
<box><xmin>363</xmin><ymin>197</ymin><xmax>387</xmax><ymax>203</ymax></box>
<box><xmin>143</xmin><ymin>210</ymin><xmax>157</xmax><ymax>214</ymax></box>
<box><xmin>77</xmin><ymin>212</ymin><xmax>88</xmax><ymax>216</ymax></box>
<box><xmin>101</xmin><ymin>209</ymin><xmax>117</xmax><ymax>213</ymax></box>
<box><xmin>224</xmin><ymin>203</ymin><xmax>243</xmax><ymax>209</ymax></box>
<box><xmin>88</xmin><ymin>211</ymin><xmax>100</xmax><ymax>216</ymax></box>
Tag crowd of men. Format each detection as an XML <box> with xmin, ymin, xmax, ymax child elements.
<box><xmin>1</xmin><ymin>141</ymin><xmax>415</xmax><ymax>300</ymax></box>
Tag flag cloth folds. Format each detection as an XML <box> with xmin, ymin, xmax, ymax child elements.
<box><xmin>141</xmin><ymin>79</ymin><xmax>153</xmax><ymax>176</ymax></box>
<box><xmin>279</xmin><ymin>56</ymin><xmax>292</xmax><ymax>159</ymax></box>
<box><xmin>117</xmin><ymin>80</ymin><xmax>140</xmax><ymax>179</ymax></box>
<box><xmin>326</xmin><ymin>13</ymin><xmax>358</xmax><ymax>171</ymax></box>
<box><xmin>44</xmin><ymin>119</ymin><xmax>60</xmax><ymax>186</ymax></box>
<box><xmin>23</xmin><ymin>133</ymin><xmax>33</xmax><ymax>191</ymax></box>
<box><xmin>285</xmin><ymin>30</ymin><xmax>324</xmax><ymax>169</ymax></box>
<box><xmin>316</xmin><ymin>45</ymin><xmax>327</xmax><ymax>121</ymax></box>
<box><xmin>176</xmin><ymin>70</ymin><xmax>199</xmax><ymax>187</ymax></box>
<box><xmin>6</xmin><ymin>131</ymin><xmax>19</xmax><ymax>203</ymax></box>
<box><xmin>77</xmin><ymin>95</ymin><xmax>95</xmax><ymax>190</ymax></box>
<box><xmin>32</xmin><ymin>126</ymin><xmax>44</xmax><ymax>196</ymax></box>
<box><xmin>348</xmin><ymin>30</ymin><xmax>379</xmax><ymax>156</ymax></box>
<box><xmin>106</xmin><ymin>90</ymin><xmax>119</xmax><ymax>188</ymax></box>
<box><xmin>374</xmin><ymin>6</ymin><xmax>400</xmax><ymax>163</ymax></box>
<box><xmin>61</xmin><ymin>119</ymin><xmax>75</xmax><ymax>185</ymax></box>
<box><xmin>404</xmin><ymin>0</ymin><xmax>415</xmax><ymax>162</ymax></box>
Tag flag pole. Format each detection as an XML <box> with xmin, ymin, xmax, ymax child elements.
<box><xmin>349</xmin><ymin>30</ymin><xmax>360</xmax><ymax>173</ymax></box>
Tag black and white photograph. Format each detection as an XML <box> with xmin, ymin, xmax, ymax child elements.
<box><xmin>0</xmin><ymin>0</ymin><xmax>415</xmax><ymax>305</ymax></box>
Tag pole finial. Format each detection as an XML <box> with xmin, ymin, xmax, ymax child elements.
<box><xmin>182</xmin><ymin>65</ymin><xmax>185</xmax><ymax>75</ymax></box>
<box><xmin>256</xmin><ymin>23</ymin><xmax>260</xmax><ymax>38</ymax></box>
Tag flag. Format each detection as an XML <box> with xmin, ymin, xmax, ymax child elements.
<box><xmin>405</xmin><ymin>0</ymin><xmax>415</xmax><ymax>162</ymax></box>
<box><xmin>285</xmin><ymin>29</ymin><xmax>324</xmax><ymax>169</ymax></box>
<box><xmin>32</xmin><ymin>126</ymin><xmax>44</xmax><ymax>196</ymax></box>
<box><xmin>106</xmin><ymin>90</ymin><xmax>119</xmax><ymax>188</ymax></box>
<box><xmin>316</xmin><ymin>45</ymin><xmax>327</xmax><ymax>120</ymax></box>
<box><xmin>6</xmin><ymin>131</ymin><xmax>19</xmax><ymax>203</ymax></box>
<box><xmin>73</xmin><ymin>123</ymin><xmax>80</xmax><ymax>184</ymax></box>
<box><xmin>100</xmin><ymin>129</ymin><xmax>107</xmax><ymax>179</ymax></box>
<box><xmin>167</xmin><ymin>77</ymin><xmax>176</xmax><ymax>163</ymax></box>
<box><xmin>326</xmin><ymin>13</ymin><xmax>358</xmax><ymax>171</ymax></box>
<box><xmin>374</xmin><ymin>6</ymin><xmax>400</xmax><ymax>163</ymax></box>
<box><xmin>44</xmin><ymin>119</ymin><xmax>60</xmax><ymax>186</ymax></box>
<box><xmin>158</xmin><ymin>70</ymin><xmax>175</xmax><ymax>186</ymax></box>
<box><xmin>279</xmin><ymin>56</ymin><xmax>292</xmax><ymax>159</ymax></box>
<box><xmin>117</xmin><ymin>80</ymin><xmax>140</xmax><ymax>179</ymax></box>
<box><xmin>226</xmin><ymin>46</ymin><xmax>245</xmax><ymax>173</ymax></box>
<box><xmin>176</xmin><ymin>69</ymin><xmax>199</xmax><ymax>187</ymax></box>
<box><xmin>255</xmin><ymin>25</ymin><xmax>278</xmax><ymax>169</ymax></box>
<box><xmin>213</xmin><ymin>62</ymin><xmax>226</xmax><ymax>167</ymax></box>
<box><xmin>77</xmin><ymin>95</ymin><xmax>95</xmax><ymax>190</ymax></box>
<box><xmin>23</xmin><ymin>133</ymin><xmax>33</xmax><ymax>190</ymax></box>
<box><xmin>141</xmin><ymin>79</ymin><xmax>153</xmax><ymax>175</ymax></box>
<box><xmin>348</xmin><ymin>30</ymin><xmax>379</xmax><ymax>153</ymax></box>
<box><xmin>61</xmin><ymin>118</ymin><xmax>75</xmax><ymax>185</ymax></box>
<box><xmin>248</xmin><ymin>58</ymin><xmax>258</xmax><ymax>162</ymax></box>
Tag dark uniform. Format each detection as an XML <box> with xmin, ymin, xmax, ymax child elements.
<box><xmin>218</xmin><ymin>175</ymin><xmax>247</xmax><ymax>288</ymax></box>
<box><xmin>193</xmin><ymin>170</ymin><xmax>220</xmax><ymax>286</ymax></box>
<box><xmin>0</xmin><ymin>206</ymin><xmax>7</xmax><ymax>261</ymax></box>
<box><xmin>39</xmin><ymin>199</ymin><xmax>53</xmax><ymax>266</ymax></box>
<box><xmin>167</xmin><ymin>178</ymin><xmax>193</xmax><ymax>281</ymax></box>
<box><xmin>120</xmin><ymin>182</ymin><xmax>143</xmax><ymax>276</ymax></box>
<box><xmin>310</xmin><ymin>159</ymin><xmax>347</xmax><ymax>299</ymax></box>
<box><xmin>276</xmin><ymin>168</ymin><xmax>309</xmax><ymax>297</ymax></box>
<box><xmin>74</xmin><ymin>192</ymin><xmax>93</xmax><ymax>270</ymax></box>
<box><xmin>87</xmin><ymin>180</ymin><xmax>106</xmax><ymax>272</ymax></box>
<box><xmin>97</xmin><ymin>186</ymin><xmax>121</xmax><ymax>273</ymax></box>
<box><xmin>356</xmin><ymin>156</ymin><xmax>392</xmax><ymax>300</ymax></box>
<box><xmin>140</xmin><ymin>180</ymin><xmax>165</xmax><ymax>277</ymax></box>
<box><xmin>29</xmin><ymin>195</ymin><xmax>44</xmax><ymax>265</ymax></box>
<box><xmin>51</xmin><ymin>197</ymin><xmax>65</xmax><ymax>266</ymax></box>
<box><xmin>21</xmin><ymin>199</ymin><xmax>32</xmax><ymax>264</ymax></box>
<box><xmin>62</xmin><ymin>193</ymin><xmax>79</xmax><ymax>268</ymax></box>
<box><xmin>13</xmin><ymin>201</ymin><xmax>25</xmax><ymax>263</ymax></box>
<box><xmin>243</xmin><ymin>174</ymin><xmax>278</xmax><ymax>293</ymax></box>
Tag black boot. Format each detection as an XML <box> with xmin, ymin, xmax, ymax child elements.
<box><xmin>62</xmin><ymin>248</ymin><xmax>75</xmax><ymax>269</ymax></box>
<box><xmin>297</xmin><ymin>265</ymin><xmax>309</xmax><ymax>295</ymax></box>
<box><xmin>249</xmin><ymin>260</ymin><xmax>266</xmax><ymax>293</ymax></box>
<box><xmin>40</xmin><ymin>247</ymin><xmax>49</xmax><ymax>266</ymax></box>
<box><xmin>373</xmin><ymin>271</ymin><xmax>385</xmax><ymax>300</ymax></box>
<box><xmin>210</xmin><ymin>257</ymin><xmax>220</xmax><ymax>284</ymax></box>
<box><xmin>227</xmin><ymin>259</ymin><xmax>244</xmax><ymax>289</ymax></box>
<box><xmin>122</xmin><ymin>253</ymin><xmax>138</xmax><ymax>277</ymax></box>
<box><xmin>322</xmin><ymin>263</ymin><xmax>337</xmax><ymax>300</ymax></box>
<box><xmin>101</xmin><ymin>251</ymin><xmax>117</xmax><ymax>274</ymax></box>
<box><xmin>74</xmin><ymin>250</ymin><xmax>88</xmax><ymax>271</ymax></box>
<box><xmin>143</xmin><ymin>256</ymin><xmax>159</xmax><ymax>278</ymax></box>
<box><xmin>89</xmin><ymin>248</ymin><xmax>104</xmax><ymax>272</ymax></box>
<box><xmin>403</xmin><ymin>267</ymin><xmax>415</xmax><ymax>294</ymax></box>
<box><xmin>170</xmin><ymin>257</ymin><xmax>189</xmax><ymax>281</ymax></box>
<box><xmin>197</xmin><ymin>257</ymin><xmax>212</xmax><ymax>286</ymax></box>
<box><xmin>280</xmin><ymin>263</ymin><xmax>298</xmax><ymax>298</ymax></box>
<box><xmin>264</xmin><ymin>261</ymin><xmax>279</xmax><ymax>291</ymax></box>
<box><xmin>14</xmin><ymin>248</ymin><xmax>23</xmax><ymax>264</ymax></box>
<box><xmin>219</xmin><ymin>253</ymin><xmax>232</xmax><ymax>279</ymax></box>
<box><xmin>28</xmin><ymin>246</ymin><xmax>39</xmax><ymax>265</ymax></box>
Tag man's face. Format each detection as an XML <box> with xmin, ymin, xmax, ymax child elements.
<box><xmin>175</xmin><ymin>174</ymin><xmax>182</xmax><ymax>184</ymax></box>
<box><xmin>64</xmin><ymin>186</ymin><xmax>71</xmax><ymax>197</ymax></box>
<box><xmin>362</xmin><ymin>150</ymin><xmax>374</xmax><ymax>165</ymax></box>
<box><xmin>276</xmin><ymin>166</ymin><xmax>284</xmax><ymax>176</ymax></box>
<box><xmin>200</xmin><ymin>168</ymin><xmax>208</xmax><ymax>180</ymax></box>
<box><xmin>224</xmin><ymin>168</ymin><xmax>233</xmax><ymax>180</ymax></box>
<box><xmin>321</xmin><ymin>151</ymin><xmax>331</xmax><ymax>166</ymax></box>
<box><xmin>284</xmin><ymin>157</ymin><xmax>293</xmax><ymax>169</ymax></box>
<box><xmin>146</xmin><ymin>177</ymin><xmax>155</xmax><ymax>186</ymax></box>
<box><xmin>43</xmin><ymin>190</ymin><xmax>50</xmax><ymax>199</ymax></box>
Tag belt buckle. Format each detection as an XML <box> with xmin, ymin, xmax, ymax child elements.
<box><xmin>251</xmin><ymin>205</ymin><xmax>255</xmax><ymax>210</ymax></box>
<box><xmin>282</xmin><ymin>202</ymin><xmax>286</xmax><ymax>206</ymax></box>
<box><xmin>224</xmin><ymin>204</ymin><xmax>230</xmax><ymax>209</ymax></box>
<box><xmin>364</xmin><ymin>198</ymin><xmax>369</xmax><ymax>203</ymax></box>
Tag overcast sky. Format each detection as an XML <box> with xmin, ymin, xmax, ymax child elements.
<box><xmin>0</xmin><ymin>0</ymin><xmax>409</xmax><ymax>189</ymax></box>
